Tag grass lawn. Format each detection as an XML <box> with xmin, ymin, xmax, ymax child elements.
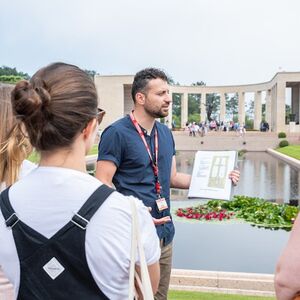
<box><xmin>27</xmin><ymin>144</ymin><xmax>99</xmax><ymax>163</ymax></box>
<box><xmin>168</xmin><ymin>290</ymin><xmax>275</xmax><ymax>300</ymax></box>
<box><xmin>87</xmin><ymin>144</ymin><xmax>98</xmax><ymax>156</ymax></box>
<box><xmin>276</xmin><ymin>145</ymin><xmax>300</xmax><ymax>160</ymax></box>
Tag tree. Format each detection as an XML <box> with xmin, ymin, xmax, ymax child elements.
<box><xmin>226</xmin><ymin>93</ymin><xmax>238</xmax><ymax>121</ymax></box>
<box><xmin>84</xmin><ymin>69</ymin><xmax>98</xmax><ymax>79</ymax></box>
<box><xmin>172</xmin><ymin>93</ymin><xmax>181</xmax><ymax>127</ymax></box>
<box><xmin>0</xmin><ymin>65</ymin><xmax>30</xmax><ymax>83</ymax></box>
<box><xmin>188</xmin><ymin>94</ymin><xmax>200</xmax><ymax>123</ymax></box>
<box><xmin>191</xmin><ymin>81</ymin><xmax>206</xmax><ymax>86</ymax></box>
<box><xmin>206</xmin><ymin>94</ymin><xmax>220</xmax><ymax>121</ymax></box>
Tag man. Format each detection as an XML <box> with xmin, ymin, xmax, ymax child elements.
<box><xmin>96</xmin><ymin>68</ymin><xmax>239</xmax><ymax>300</ymax></box>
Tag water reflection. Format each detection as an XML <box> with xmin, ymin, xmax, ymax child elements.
<box><xmin>171</xmin><ymin>151</ymin><xmax>300</xmax><ymax>204</ymax></box>
<box><xmin>171</xmin><ymin>151</ymin><xmax>299</xmax><ymax>273</ymax></box>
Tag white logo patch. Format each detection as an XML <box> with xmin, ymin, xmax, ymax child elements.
<box><xmin>43</xmin><ymin>257</ymin><xmax>65</xmax><ymax>280</ymax></box>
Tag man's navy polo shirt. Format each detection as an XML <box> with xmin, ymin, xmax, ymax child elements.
<box><xmin>98</xmin><ymin>115</ymin><xmax>176</xmax><ymax>246</ymax></box>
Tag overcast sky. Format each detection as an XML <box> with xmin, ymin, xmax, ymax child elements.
<box><xmin>1</xmin><ymin>0</ymin><xmax>300</xmax><ymax>86</ymax></box>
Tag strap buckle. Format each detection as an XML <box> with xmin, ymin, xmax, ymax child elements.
<box><xmin>71</xmin><ymin>213</ymin><xmax>89</xmax><ymax>230</ymax></box>
<box><xmin>5</xmin><ymin>213</ymin><xmax>19</xmax><ymax>228</ymax></box>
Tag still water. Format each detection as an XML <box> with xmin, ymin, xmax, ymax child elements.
<box><xmin>171</xmin><ymin>151</ymin><xmax>300</xmax><ymax>274</ymax></box>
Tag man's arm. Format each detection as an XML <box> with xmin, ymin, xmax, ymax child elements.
<box><xmin>170</xmin><ymin>155</ymin><xmax>240</xmax><ymax>189</ymax></box>
<box><xmin>95</xmin><ymin>160</ymin><xmax>117</xmax><ymax>187</ymax></box>
<box><xmin>170</xmin><ymin>155</ymin><xmax>191</xmax><ymax>189</ymax></box>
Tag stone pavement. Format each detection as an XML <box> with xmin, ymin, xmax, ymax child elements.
<box><xmin>173</xmin><ymin>130</ymin><xmax>300</xmax><ymax>152</ymax></box>
<box><xmin>170</xmin><ymin>269</ymin><xmax>275</xmax><ymax>297</ymax></box>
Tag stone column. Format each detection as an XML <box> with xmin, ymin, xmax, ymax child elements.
<box><xmin>254</xmin><ymin>91</ymin><xmax>262</xmax><ymax>130</ymax></box>
<box><xmin>274</xmin><ymin>82</ymin><xmax>286</xmax><ymax>132</ymax></box>
<box><xmin>219</xmin><ymin>93</ymin><xmax>226</xmax><ymax>122</ymax></box>
<box><xmin>167</xmin><ymin>90</ymin><xmax>173</xmax><ymax>129</ymax></box>
<box><xmin>238</xmin><ymin>92</ymin><xmax>245</xmax><ymax>125</ymax></box>
<box><xmin>181</xmin><ymin>93</ymin><xmax>188</xmax><ymax>128</ymax></box>
<box><xmin>270</xmin><ymin>85</ymin><xmax>277</xmax><ymax>131</ymax></box>
<box><xmin>265</xmin><ymin>90</ymin><xmax>271</xmax><ymax>126</ymax></box>
<box><xmin>291</xmin><ymin>85</ymin><xmax>300</xmax><ymax>123</ymax></box>
<box><xmin>200</xmin><ymin>93</ymin><xmax>206</xmax><ymax>122</ymax></box>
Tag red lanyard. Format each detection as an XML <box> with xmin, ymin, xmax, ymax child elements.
<box><xmin>129</xmin><ymin>112</ymin><xmax>161</xmax><ymax>196</ymax></box>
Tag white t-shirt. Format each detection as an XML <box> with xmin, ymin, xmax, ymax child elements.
<box><xmin>0</xmin><ymin>159</ymin><xmax>36</xmax><ymax>192</ymax></box>
<box><xmin>0</xmin><ymin>167</ymin><xmax>160</xmax><ymax>299</ymax></box>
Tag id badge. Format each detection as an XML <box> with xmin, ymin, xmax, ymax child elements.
<box><xmin>156</xmin><ymin>197</ymin><xmax>168</xmax><ymax>212</ymax></box>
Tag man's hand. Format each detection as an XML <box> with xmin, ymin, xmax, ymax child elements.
<box><xmin>229</xmin><ymin>169</ymin><xmax>240</xmax><ymax>185</ymax></box>
<box><xmin>152</xmin><ymin>216</ymin><xmax>171</xmax><ymax>226</ymax></box>
<box><xmin>147</xmin><ymin>207</ymin><xmax>171</xmax><ymax>225</ymax></box>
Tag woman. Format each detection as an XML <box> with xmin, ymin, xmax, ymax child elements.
<box><xmin>0</xmin><ymin>84</ymin><xmax>35</xmax><ymax>299</ymax></box>
<box><xmin>0</xmin><ymin>63</ymin><xmax>160</xmax><ymax>299</ymax></box>
<box><xmin>0</xmin><ymin>84</ymin><xmax>34</xmax><ymax>191</ymax></box>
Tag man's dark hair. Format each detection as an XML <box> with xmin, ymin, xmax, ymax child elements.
<box><xmin>131</xmin><ymin>68</ymin><xmax>169</xmax><ymax>102</ymax></box>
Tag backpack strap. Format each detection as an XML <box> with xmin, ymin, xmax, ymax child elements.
<box><xmin>71</xmin><ymin>184</ymin><xmax>115</xmax><ymax>230</ymax></box>
<box><xmin>0</xmin><ymin>186</ymin><xmax>20</xmax><ymax>228</ymax></box>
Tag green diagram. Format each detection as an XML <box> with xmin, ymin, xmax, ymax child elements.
<box><xmin>208</xmin><ymin>156</ymin><xmax>229</xmax><ymax>188</ymax></box>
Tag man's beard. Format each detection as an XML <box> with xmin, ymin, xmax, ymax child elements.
<box><xmin>145</xmin><ymin>106</ymin><xmax>169</xmax><ymax>118</ymax></box>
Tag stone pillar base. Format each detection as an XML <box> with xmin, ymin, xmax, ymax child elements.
<box><xmin>289</xmin><ymin>121</ymin><xmax>296</xmax><ymax>133</ymax></box>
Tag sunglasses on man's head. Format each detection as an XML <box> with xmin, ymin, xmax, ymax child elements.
<box><xmin>97</xmin><ymin>108</ymin><xmax>105</xmax><ymax>124</ymax></box>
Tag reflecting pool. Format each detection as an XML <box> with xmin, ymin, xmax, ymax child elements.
<box><xmin>171</xmin><ymin>151</ymin><xmax>300</xmax><ymax>273</ymax></box>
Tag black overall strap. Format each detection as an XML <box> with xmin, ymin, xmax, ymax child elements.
<box><xmin>0</xmin><ymin>184</ymin><xmax>114</xmax><ymax>230</ymax></box>
<box><xmin>0</xmin><ymin>186</ymin><xmax>19</xmax><ymax>228</ymax></box>
<box><xmin>0</xmin><ymin>184</ymin><xmax>115</xmax><ymax>300</ymax></box>
<box><xmin>71</xmin><ymin>184</ymin><xmax>115</xmax><ymax>230</ymax></box>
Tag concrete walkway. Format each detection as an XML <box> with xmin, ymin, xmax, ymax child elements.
<box><xmin>170</xmin><ymin>269</ymin><xmax>275</xmax><ymax>297</ymax></box>
<box><xmin>173</xmin><ymin>131</ymin><xmax>300</xmax><ymax>151</ymax></box>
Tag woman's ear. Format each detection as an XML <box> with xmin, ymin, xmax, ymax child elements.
<box><xmin>82</xmin><ymin>118</ymin><xmax>97</xmax><ymax>140</ymax></box>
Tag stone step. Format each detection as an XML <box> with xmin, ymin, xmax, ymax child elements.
<box><xmin>170</xmin><ymin>269</ymin><xmax>275</xmax><ymax>297</ymax></box>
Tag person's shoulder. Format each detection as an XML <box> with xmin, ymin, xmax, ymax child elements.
<box><xmin>111</xmin><ymin>115</ymin><xmax>131</xmax><ymax>128</ymax></box>
<box><xmin>155</xmin><ymin>121</ymin><xmax>170</xmax><ymax>132</ymax></box>
<box><xmin>102</xmin><ymin>115</ymin><xmax>131</xmax><ymax>134</ymax></box>
<box><xmin>156</xmin><ymin>121</ymin><xmax>174</xmax><ymax>138</ymax></box>
<box><xmin>100</xmin><ymin>116</ymin><xmax>129</xmax><ymax>138</ymax></box>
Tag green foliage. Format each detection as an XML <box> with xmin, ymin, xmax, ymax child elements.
<box><xmin>0</xmin><ymin>75</ymin><xmax>24</xmax><ymax>83</ymax></box>
<box><xmin>84</xmin><ymin>69</ymin><xmax>98</xmax><ymax>79</ymax></box>
<box><xmin>245</xmin><ymin>116</ymin><xmax>253</xmax><ymax>129</ymax></box>
<box><xmin>279</xmin><ymin>140</ymin><xmax>289</xmax><ymax>148</ymax></box>
<box><xmin>188</xmin><ymin>94</ymin><xmax>200</xmax><ymax>122</ymax></box>
<box><xmin>169</xmin><ymin>290</ymin><xmax>275</xmax><ymax>300</ymax></box>
<box><xmin>177</xmin><ymin>195</ymin><xmax>299</xmax><ymax>231</ymax></box>
<box><xmin>278</xmin><ymin>132</ymin><xmax>286</xmax><ymax>138</ymax></box>
<box><xmin>168</xmin><ymin>77</ymin><xmax>181</xmax><ymax>86</ymax></box>
<box><xmin>27</xmin><ymin>151</ymin><xmax>40</xmax><ymax>164</ymax></box>
<box><xmin>238</xmin><ymin>149</ymin><xmax>247</xmax><ymax>157</ymax></box>
<box><xmin>206</xmin><ymin>93</ymin><xmax>220</xmax><ymax>121</ymax></box>
<box><xmin>285</xmin><ymin>104</ymin><xmax>292</xmax><ymax>124</ymax></box>
<box><xmin>191</xmin><ymin>81</ymin><xmax>206</xmax><ymax>86</ymax></box>
<box><xmin>172</xmin><ymin>93</ymin><xmax>182</xmax><ymax>126</ymax></box>
<box><xmin>28</xmin><ymin>144</ymin><xmax>99</xmax><ymax>164</ymax></box>
<box><xmin>0</xmin><ymin>65</ymin><xmax>30</xmax><ymax>80</ymax></box>
<box><xmin>226</xmin><ymin>93</ymin><xmax>238</xmax><ymax>120</ymax></box>
<box><xmin>188</xmin><ymin>113</ymin><xmax>200</xmax><ymax>123</ymax></box>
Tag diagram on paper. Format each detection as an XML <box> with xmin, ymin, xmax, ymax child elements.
<box><xmin>207</xmin><ymin>156</ymin><xmax>229</xmax><ymax>189</ymax></box>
